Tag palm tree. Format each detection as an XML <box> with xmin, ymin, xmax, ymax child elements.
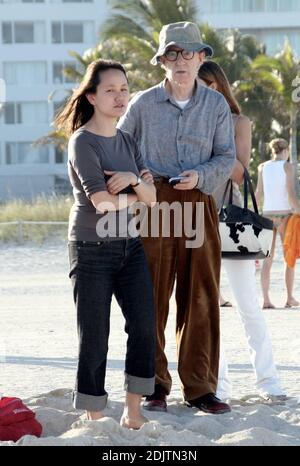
<box><xmin>235</xmin><ymin>65</ymin><xmax>280</xmax><ymax>162</ymax></box>
<box><xmin>101</xmin><ymin>1</ymin><xmax>271</xmax><ymax>96</ymax></box>
<box><xmin>223</xmin><ymin>29</ymin><xmax>265</xmax><ymax>82</ymax></box>
<box><xmin>39</xmin><ymin>0</ymin><xmax>201</xmax><ymax>149</ymax></box>
<box><xmin>199</xmin><ymin>23</ymin><xmax>231</xmax><ymax>72</ymax></box>
<box><xmin>41</xmin><ymin>0</ymin><xmax>286</xmax><ymax>171</ymax></box>
<box><xmin>101</xmin><ymin>0</ymin><xmax>198</xmax><ymax>41</ymax></box>
<box><xmin>100</xmin><ymin>0</ymin><xmax>201</xmax><ymax>90</ymax></box>
<box><xmin>251</xmin><ymin>41</ymin><xmax>300</xmax><ymax>188</ymax></box>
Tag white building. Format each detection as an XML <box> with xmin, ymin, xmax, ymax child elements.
<box><xmin>0</xmin><ymin>0</ymin><xmax>108</xmax><ymax>200</ymax></box>
<box><xmin>199</xmin><ymin>0</ymin><xmax>300</xmax><ymax>56</ymax></box>
<box><xmin>0</xmin><ymin>0</ymin><xmax>299</xmax><ymax>200</ymax></box>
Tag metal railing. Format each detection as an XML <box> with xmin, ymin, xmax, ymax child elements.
<box><xmin>0</xmin><ymin>220</ymin><xmax>68</xmax><ymax>243</ymax></box>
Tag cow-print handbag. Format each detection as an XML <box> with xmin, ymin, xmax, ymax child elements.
<box><xmin>219</xmin><ymin>169</ymin><xmax>274</xmax><ymax>259</ymax></box>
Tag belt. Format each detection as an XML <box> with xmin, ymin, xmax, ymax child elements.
<box><xmin>69</xmin><ymin>240</ymin><xmax>104</xmax><ymax>246</ymax></box>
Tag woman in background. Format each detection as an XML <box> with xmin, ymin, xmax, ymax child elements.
<box><xmin>198</xmin><ymin>61</ymin><xmax>286</xmax><ymax>401</ymax></box>
<box><xmin>256</xmin><ymin>138</ymin><xmax>300</xmax><ymax>309</ymax></box>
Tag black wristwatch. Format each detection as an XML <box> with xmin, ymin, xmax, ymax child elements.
<box><xmin>131</xmin><ymin>176</ymin><xmax>142</xmax><ymax>188</ymax></box>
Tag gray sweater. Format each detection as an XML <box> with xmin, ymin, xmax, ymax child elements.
<box><xmin>68</xmin><ymin>128</ymin><xmax>146</xmax><ymax>241</ymax></box>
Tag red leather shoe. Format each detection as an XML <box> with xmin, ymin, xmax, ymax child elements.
<box><xmin>186</xmin><ymin>393</ymin><xmax>231</xmax><ymax>414</ymax></box>
<box><xmin>143</xmin><ymin>385</ymin><xmax>167</xmax><ymax>412</ymax></box>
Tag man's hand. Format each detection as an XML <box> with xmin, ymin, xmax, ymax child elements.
<box><xmin>104</xmin><ymin>170</ymin><xmax>137</xmax><ymax>195</ymax></box>
<box><xmin>173</xmin><ymin>170</ymin><xmax>199</xmax><ymax>190</ymax></box>
<box><xmin>140</xmin><ymin>169</ymin><xmax>154</xmax><ymax>184</ymax></box>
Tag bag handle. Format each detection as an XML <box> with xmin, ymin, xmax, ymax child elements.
<box><xmin>243</xmin><ymin>168</ymin><xmax>259</xmax><ymax>214</ymax></box>
<box><xmin>219</xmin><ymin>167</ymin><xmax>259</xmax><ymax>214</ymax></box>
<box><xmin>219</xmin><ymin>179</ymin><xmax>233</xmax><ymax>211</ymax></box>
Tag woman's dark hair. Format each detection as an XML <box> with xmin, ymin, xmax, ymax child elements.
<box><xmin>198</xmin><ymin>61</ymin><xmax>241</xmax><ymax>115</ymax></box>
<box><xmin>54</xmin><ymin>59</ymin><xmax>127</xmax><ymax>136</ymax></box>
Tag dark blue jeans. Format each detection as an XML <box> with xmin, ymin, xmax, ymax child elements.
<box><xmin>68</xmin><ymin>238</ymin><xmax>155</xmax><ymax>411</ymax></box>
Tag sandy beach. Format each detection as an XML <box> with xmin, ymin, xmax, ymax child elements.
<box><xmin>0</xmin><ymin>240</ymin><xmax>299</xmax><ymax>446</ymax></box>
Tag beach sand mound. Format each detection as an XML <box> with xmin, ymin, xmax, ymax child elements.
<box><xmin>1</xmin><ymin>389</ymin><xmax>299</xmax><ymax>446</ymax></box>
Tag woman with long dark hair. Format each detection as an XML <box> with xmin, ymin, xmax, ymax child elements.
<box><xmin>198</xmin><ymin>61</ymin><xmax>286</xmax><ymax>402</ymax></box>
<box><xmin>55</xmin><ymin>59</ymin><xmax>156</xmax><ymax>429</ymax></box>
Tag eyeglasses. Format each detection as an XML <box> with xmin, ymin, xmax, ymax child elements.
<box><xmin>164</xmin><ymin>49</ymin><xmax>195</xmax><ymax>61</ymax></box>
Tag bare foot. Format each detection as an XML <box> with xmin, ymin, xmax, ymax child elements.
<box><xmin>86</xmin><ymin>410</ymin><xmax>104</xmax><ymax>420</ymax></box>
<box><xmin>262</xmin><ymin>302</ymin><xmax>276</xmax><ymax>309</ymax></box>
<box><xmin>120</xmin><ymin>414</ymin><xmax>149</xmax><ymax>430</ymax></box>
<box><xmin>285</xmin><ymin>298</ymin><xmax>299</xmax><ymax>308</ymax></box>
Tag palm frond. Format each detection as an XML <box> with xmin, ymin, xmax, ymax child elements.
<box><xmin>252</xmin><ymin>54</ymin><xmax>283</xmax><ymax>73</ymax></box>
<box><xmin>101</xmin><ymin>15</ymin><xmax>153</xmax><ymax>43</ymax></box>
<box><xmin>34</xmin><ymin>130</ymin><xmax>68</xmax><ymax>151</ymax></box>
<box><xmin>67</xmin><ymin>50</ymin><xmax>90</xmax><ymax>68</ymax></box>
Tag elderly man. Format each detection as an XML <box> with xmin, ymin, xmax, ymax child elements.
<box><xmin>118</xmin><ymin>22</ymin><xmax>235</xmax><ymax>414</ymax></box>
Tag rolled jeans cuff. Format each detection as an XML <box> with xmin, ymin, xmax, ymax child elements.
<box><xmin>124</xmin><ymin>372</ymin><xmax>155</xmax><ymax>395</ymax></box>
<box><xmin>73</xmin><ymin>390</ymin><xmax>108</xmax><ymax>411</ymax></box>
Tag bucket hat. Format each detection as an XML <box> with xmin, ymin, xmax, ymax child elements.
<box><xmin>151</xmin><ymin>21</ymin><xmax>213</xmax><ymax>65</ymax></box>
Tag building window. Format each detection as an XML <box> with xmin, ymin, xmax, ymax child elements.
<box><xmin>49</xmin><ymin>0</ymin><xmax>92</xmax><ymax>2</ymax></box>
<box><xmin>0</xmin><ymin>0</ymin><xmax>46</xmax><ymax>3</ymax></box>
<box><xmin>52</xmin><ymin>22</ymin><xmax>84</xmax><ymax>43</ymax></box>
<box><xmin>3</xmin><ymin>62</ymin><xmax>47</xmax><ymax>85</ymax></box>
<box><xmin>263</xmin><ymin>31</ymin><xmax>281</xmax><ymax>54</ymax></box>
<box><xmin>53</xmin><ymin>62</ymin><xmax>64</xmax><ymax>83</ymax></box>
<box><xmin>4</xmin><ymin>102</ymin><xmax>48</xmax><ymax>125</ymax></box>
<box><xmin>233</xmin><ymin>0</ymin><xmax>243</xmax><ymax>10</ymax></box>
<box><xmin>2</xmin><ymin>22</ymin><xmax>13</xmax><ymax>44</ymax></box>
<box><xmin>3</xmin><ymin>103</ymin><xmax>15</xmax><ymax>124</ymax></box>
<box><xmin>53</xmin><ymin>99</ymin><xmax>68</xmax><ymax>118</ymax></box>
<box><xmin>55</xmin><ymin>147</ymin><xmax>67</xmax><ymax>164</ymax></box>
<box><xmin>1</xmin><ymin>21</ymin><xmax>45</xmax><ymax>44</ymax></box>
<box><xmin>64</xmin><ymin>23</ymin><xmax>83</xmax><ymax>43</ymax></box>
<box><xmin>52</xmin><ymin>61</ymin><xmax>80</xmax><ymax>84</ymax></box>
<box><xmin>203</xmin><ymin>0</ymin><xmax>300</xmax><ymax>13</ymax></box>
<box><xmin>51</xmin><ymin>21</ymin><xmax>94</xmax><ymax>43</ymax></box>
<box><xmin>266</xmin><ymin>0</ymin><xmax>278</xmax><ymax>11</ymax></box>
<box><xmin>62</xmin><ymin>0</ymin><xmax>93</xmax><ymax>3</ymax></box>
<box><xmin>262</xmin><ymin>30</ymin><xmax>300</xmax><ymax>55</ymax></box>
<box><xmin>51</xmin><ymin>22</ymin><xmax>62</xmax><ymax>43</ymax></box>
<box><xmin>5</xmin><ymin>142</ymin><xmax>49</xmax><ymax>164</ymax></box>
<box><xmin>203</xmin><ymin>0</ymin><xmax>242</xmax><ymax>13</ymax></box>
<box><xmin>54</xmin><ymin>176</ymin><xmax>71</xmax><ymax>195</ymax></box>
<box><xmin>289</xmin><ymin>31</ymin><xmax>300</xmax><ymax>54</ymax></box>
<box><xmin>278</xmin><ymin>0</ymin><xmax>300</xmax><ymax>10</ymax></box>
<box><xmin>15</xmin><ymin>22</ymin><xmax>34</xmax><ymax>42</ymax></box>
<box><xmin>243</xmin><ymin>0</ymin><xmax>265</xmax><ymax>11</ymax></box>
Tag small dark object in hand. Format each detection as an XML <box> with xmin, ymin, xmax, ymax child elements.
<box><xmin>168</xmin><ymin>176</ymin><xmax>186</xmax><ymax>186</ymax></box>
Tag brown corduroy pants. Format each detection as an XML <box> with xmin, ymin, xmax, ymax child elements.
<box><xmin>141</xmin><ymin>179</ymin><xmax>221</xmax><ymax>401</ymax></box>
